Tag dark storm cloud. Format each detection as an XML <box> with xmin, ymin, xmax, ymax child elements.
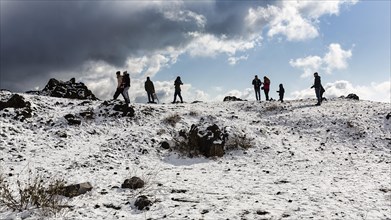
<box><xmin>0</xmin><ymin>1</ymin><xmax>271</xmax><ymax>91</ymax></box>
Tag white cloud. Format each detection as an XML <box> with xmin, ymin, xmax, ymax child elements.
<box><xmin>289</xmin><ymin>55</ymin><xmax>323</xmax><ymax>78</ymax></box>
<box><xmin>163</xmin><ymin>9</ymin><xmax>206</xmax><ymax>28</ymax></box>
<box><xmin>228</xmin><ymin>55</ymin><xmax>249</xmax><ymax>65</ymax></box>
<box><xmin>291</xmin><ymin>79</ymin><xmax>391</xmax><ymax>103</ymax></box>
<box><xmin>323</xmin><ymin>43</ymin><xmax>352</xmax><ymax>73</ymax></box>
<box><xmin>246</xmin><ymin>0</ymin><xmax>358</xmax><ymax>41</ymax></box>
<box><xmin>290</xmin><ymin>43</ymin><xmax>352</xmax><ymax>77</ymax></box>
<box><xmin>186</xmin><ymin>32</ymin><xmax>258</xmax><ymax>58</ymax></box>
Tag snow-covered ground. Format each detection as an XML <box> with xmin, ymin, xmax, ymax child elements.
<box><xmin>1</xmin><ymin>91</ymin><xmax>390</xmax><ymax>220</ymax></box>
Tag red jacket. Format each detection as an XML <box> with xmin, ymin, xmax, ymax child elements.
<box><xmin>263</xmin><ymin>78</ymin><xmax>270</xmax><ymax>90</ymax></box>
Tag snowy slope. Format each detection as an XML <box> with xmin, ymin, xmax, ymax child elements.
<box><xmin>0</xmin><ymin>91</ymin><xmax>390</xmax><ymax>220</ymax></box>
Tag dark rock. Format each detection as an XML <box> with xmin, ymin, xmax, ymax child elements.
<box><xmin>61</xmin><ymin>182</ymin><xmax>93</xmax><ymax>198</ymax></box>
<box><xmin>0</xmin><ymin>94</ymin><xmax>33</xmax><ymax>119</ymax></box>
<box><xmin>103</xmin><ymin>203</ymin><xmax>121</xmax><ymax>210</ymax></box>
<box><xmin>386</xmin><ymin>113</ymin><xmax>391</xmax><ymax>120</ymax></box>
<box><xmin>39</xmin><ymin>78</ymin><xmax>98</xmax><ymax>100</ymax></box>
<box><xmin>256</xmin><ymin>210</ymin><xmax>269</xmax><ymax>215</ymax></box>
<box><xmin>100</xmin><ymin>101</ymin><xmax>135</xmax><ymax>117</ymax></box>
<box><xmin>0</xmin><ymin>94</ymin><xmax>31</xmax><ymax>110</ymax></box>
<box><xmin>134</xmin><ymin>195</ymin><xmax>152</xmax><ymax>210</ymax></box>
<box><xmin>64</xmin><ymin>114</ymin><xmax>81</xmax><ymax>125</ymax></box>
<box><xmin>346</xmin><ymin>93</ymin><xmax>359</xmax><ymax>100</ymax></box>
<box><xmin>161</xmin><ymin>141</ymin><xmax>170</xmax><ymax>149</ymax></box>
<box><xmin>56</xmin><ymin>131</ymin><xmax>67</xmax><ymax>138</ymax></box>
<box><xmin>121</xmin><ymin>176</ymin><xmax>145</xmax><ymax>189</ymax></box>
<box><xmin>201</xmin><ymin>209</ymin><xmax>209</xmax><ymax>214</ymax></box>
<box><xmin>171</xmin><ymin>189</ymin><xmax>187</xmax><ymax>193</ymax></box>
<box><xmin>223</xmin><ymin>96</ymin><xmax>244</xmax><ymax>102</ymax></box>
<box><xmin>79</xmin><ymin>110</ymin><xmax>94</xmax><ymax>119</ymax></box>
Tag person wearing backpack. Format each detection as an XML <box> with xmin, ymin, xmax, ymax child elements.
<box><xmin>263</xmin><ymin>76</ymin><xmax>270</xmax><ymax>101</ymax></box>
<box><xmin>252</xmin><ymin>75</ymin><xmax>262</xmax><ymax>101</ymax></box>
<box><xmin>144</xmin><ymin>77</ymin><xmax>155</xmax><ymax>103</ymax></box>
<box><xmin>122</xmin><ymin>71</ymin><xmax>131</xmax><ymax>105</ymax></box>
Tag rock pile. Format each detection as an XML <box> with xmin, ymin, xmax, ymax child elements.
<box><xmin>0</xmin><ymin>94</ymin><xmax>32</xmax><ymax>121</ymax></box>
<box><xmin>98</xmin><ymin>100</ymin><xmax>135</xmax><ymax>117</ymax></box>
<box><xmin>39</xmin><ymin>78</ymin><xmax>98</xmax><ymax>100</ymax></box>
<box><xmin>346</xmin><ymin>93</ymin><xmax>359</xmax><ymax>100</ymax></box>
<box><xmin>223</xmin><ymin>96</ymin><xmax>245</xmax><ymax>102</ymax></box>
<box><xmin>188</xmin><ymin>123</ymin><xmax>226</xmax><ymax>157</ymax></box>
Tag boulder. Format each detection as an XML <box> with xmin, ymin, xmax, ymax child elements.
<box><xmin>40</xmin><ymin>78</ymin><xmax>98</xmax><ymax>100</ymax></box>
<box><xmin>161</xmin><ymin>141</ymin><xmax>170</xmax><ymax>149</ymax></box>
<box><xmin>121</xmin><ymin>176</ymin><xmax>145</xmax><ymax>189</ymax></box>
<box><xmin>99</xmin><ymin>100</ymin><xmax>135</xmax><ymax>117</ymax></box>
<box><xmin>223</xmin><ymin>96</ymin><xmax>244</xmax><ymax>102</ymax></box>
<box><xmin>134</xmin><ymin>195</ymin><xmax>152</xmax><ymax>210</ymax></box>
<box><xmin>0</xmin><ymin>94</ymin><xmax>31</xmax><ymax>110</ymax></box>
<box><xmin>346</xmin><ymin>93</ymin><xmax>359</xmax><ymax>100</ymax></box>
<box><xmin>61</xmin><ymin>182</ymin><xmax>93</xmax><ymax>198</ymax></box>
<box><xmin>64</xmin><ymin>114</ymin><xmax>81</xmax><ymax>125</ymax></box>
<box><xmin>0</xmin><ymin>94</ymin><xmax>33</xmax><ymax>120</ymax></box>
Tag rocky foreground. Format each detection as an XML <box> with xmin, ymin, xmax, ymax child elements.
<box><xmin>0</xmin><ymin>89</ymin><xmax>390</xmax><ymax>219</ymax></box>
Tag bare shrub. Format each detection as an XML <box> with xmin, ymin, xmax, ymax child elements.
<box><xmin>163</xmin><ymin>114</ymin><xmax>181</xmax><ymax>127</ymax></box>
<box><xmin>188</xmin><ymin>111</ymin><xmax>199</xmax><ymax>117</ymax></box>
<box><xmin>225</xmin><ymin>134</ymin><xmax>253</xmax><ymax>151</ymax></box>
<box><xmin>172</xmin><ymin>136</ymin><xmax>200</xmax><ymax>158</ymax></box>
<box><xmin>264</xmin><ymin>104</ymin><xmax>279</xmax><ymax>112</ymax></box>
<box><xmin>0</xmin><ymin>171</ymin><xmax>66</xmax><ymax>214</ymax></box>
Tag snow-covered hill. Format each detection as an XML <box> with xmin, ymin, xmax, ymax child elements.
<box><xmin>0</xmin><ymin>90</ymin><xmax>390</xmax><ymax>220</ymax></box>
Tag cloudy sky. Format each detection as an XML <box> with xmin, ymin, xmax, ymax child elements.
<box><xmin>1</xmin><ymin>0</ymin><xmax>390</xmax><ymax>103</ymax></box>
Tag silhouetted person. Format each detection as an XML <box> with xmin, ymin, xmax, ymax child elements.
<box><xmin>311</xmin><ymin>72</ymin><xmax>322</xmax><ymax>106</ymax></box>
<box><xmin>113</xmin><ymin>71</ymin><xmax>124</xmax><ymax>100</ymax></box>
<box><xmin>263</xmin><ymin>76</ymin><xmax>270</xmax><ymax>101</ymax></box>
<box><xmin>144</xmin><ymin>77</ymin><xmax>155</xmax><ymax>103</ymax></box>
<box><xmin>252</xmin><ymin>75</ymin><xmax>262</xmax><ymax>101</ymax></box>
<box><xmin>173</xmin><ymin>76</ymin><xmax>183</xmax><ymax>103</ymax></box>
<box><xmin>277</xmin><ymin>83</ymin><xmax>285</xmax><ymax>102</ymax></box>
<box><xmin>122</xmin><ymin>71</ymin><xmax>130</xmax><ymax>105</ymax></box>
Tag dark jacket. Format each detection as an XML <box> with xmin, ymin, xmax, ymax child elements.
<box><xmin>278</xmin><ymin>86</ymin><xmax>285</xmax><ymax>94</ymax></box>
<box><xmin>313</xmin><ymin>75</ymin><xmax>321</xmax><ymax>88</ymax></box>
<box><xmin>174</xmin><ymin>78</ymin><xmax>183</xmax><ymax>91</ymax></box>
<box><xmin>252</xmin><ymin>78</ymin><xmax>262</xmax><ymax>89</ymax></box>
<box><xmin>123</xmin><ymin>74</ymin><xmax>130</xmax><ymax>87</ymax></box>
<box><xmin>145</xmin><ymin>79</ymin><xmax>155</xmax><ymax>93</ymax></box>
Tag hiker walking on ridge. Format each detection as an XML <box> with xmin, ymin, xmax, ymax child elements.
<box><xmin>311</xmin><ymin>72</ymin><xmax>322</xmax><ymax>106</ymax></box>
<box><xmin>277</xmin><ymin>83</ymin><xmax>285</xmax><ymax>102</ymax></box>
<box><xmin>122</xmin><ymin>71</ymin><xmax>131</xmax><ymax>105</ymax></box>
<box><xmin>172</xmin><ymin>76</ymin><xmax>183</xmax><ymax>103</ymax></box>
<box><xmin>113</xmin><ymin>71</ymin><xmax>125</xmax><ymax>100</ymax></box>
<box><xmin>252</xmin><ymin>75</ymin><xmax>262</xmax><ymax>101</ymax></box>
<box><xmin>145</xmin><ymin>77</ymin><xmax>156</xmax><ymax>103</ymax></box>
<box><xmin>263</xmin><ymin>76</ymin><xmax>270</xmax><ymax>101</ymax></box>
